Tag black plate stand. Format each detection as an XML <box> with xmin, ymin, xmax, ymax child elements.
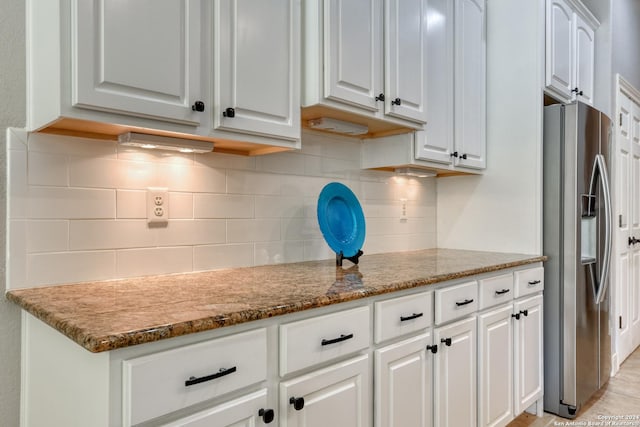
<box><xmin>336</xmin><ymin>250</ymin><xmax>363</xmax><ymax>267</ymax></box>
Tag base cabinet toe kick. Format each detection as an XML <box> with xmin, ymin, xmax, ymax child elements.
<box><xmin>20</xmin><ymin>263</ymin><xmax>543</xmax><ymax>426</ymax></box>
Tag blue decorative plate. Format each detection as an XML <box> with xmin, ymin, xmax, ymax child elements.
<box><xmin>317</xmin><ymin>182</ymin><xmax>366</xmax><ymax>258</ymax></box>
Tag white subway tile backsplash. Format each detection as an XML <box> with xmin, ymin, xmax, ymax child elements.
<box><xmin>193</xmin><ymin>244</ymin><xmax>255</xmax><ymax>271</ymax></box>
<box><xmin>116</xmin><ymin>247</ymin><xmax>192</xmax><ymax>278</ymax></box>
<box><xmin>226</xmin><ymin>170</ymin><xmax>281</xmax><ymax>195</ymax></box>
<box><xmin>227</xmin><ymin>219</ymin><xmax>280</xmax><ymax>243</ymax></box>
<box><xmin>69</xmin><ymin>220</ymin><xmax>154</xmax><ymax>250</ymax></box>
<box><xmin>9</xmin><ymin>132</ymin><xmax>436</xmax><ymax>288</ymax></box>
<box><xmin>168</xmin><ymin>192</ymin><xmax>194</xmax><ymax>219</ymax></box>
<box><xmin>116</xmin><ymin>190</ymin><xmax>146</xmax><ymax>219</ymax></box>
<box><xmin>26</xmin><ymin>220</ymin><xmax>69</xmax><ymax>253</ymax></box>
<box><xmin>28</xmin><ymin>151</ymin><xmax>68</xmax><ymax>186</ymax></box>
<box><xmin>27</xmin><ymin>187</ymin><xmax>116</xmax><ymax>219</ymax></box>
<box><xmin>156</xmin><ymin>220</ymin><xmax>225</xmax><ymax>247</ymax></box>
<box><xmin>27</xmin><ymin>251</ymin><xmax>116</xmax><ymax>287</ymax></box>
<box><xmin>194</xmin><ymin>194</ymin><xmax>254</xmax><ymax>219</ymax></box>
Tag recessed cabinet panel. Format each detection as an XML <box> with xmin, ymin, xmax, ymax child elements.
<box><xmin>214</xmin><ymin>0</ymin><xmax>300</xmax><ymax>140</ymax></box>
<box><xmin>384</xmin><ymin>0</ymin><xmax>428</xmax><ymax>123</ymax></box>
<box><xmin>546</xmin><ymin>0</ymin><xmax>574</xmax><ymax>100</ymax></box>
<box><xmin>573</xmin><ymin>13</ymin><xmax>595</xmax><ymax>105</ymax></box>
<box><xmin>325</xmin><ymin>0</ymin><xmax>382</xmax><ymax>112</ymax></box>
<box><xmin>73</xmin><ymin>0</ymin><xmax>202</xmax><ymax>125</ymax></box>
<box><xmin>454</xmin><ymin>0</ymin><xmax>486</xmax><ymax>169</ymax></box>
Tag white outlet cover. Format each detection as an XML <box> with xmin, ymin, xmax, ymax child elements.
<box><xmin>147</xmin><ymin>187</ymin><xmax>169</xmax><ymax>225</ymax></box>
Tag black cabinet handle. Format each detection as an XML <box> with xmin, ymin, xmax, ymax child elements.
<box><xmin>191</xmin><ymin>100</ymin><xmax>205</xmax><ymax>112</ymax></box>
<box><xmin>520</xmin><ymin>309</ymin><xmax>529</xmax><ymax>317</ymax></box>
<box><xmin>455</xmin><ymin>298</ymin><xmax>474</xmax><ymax>307</ymax></box>
<box><xmin>427</xmin><ymin>344</ymin><xmax>438</xmax><ymax>354</ymax></box>
<box><xmin>512</xmin><ymin>313</ymin><xmax>521</xmax><ymax>320</ymax></box>
<box><xmin>259</xmin><ymin>408</ymin><xmax>275</xmax><ymax>423</ymax></box>
<box><xmin>460</xmin><ymin>154</ymin><xmax>468</xmax><ymax>160</ymax></box>
<box><xmin>527</xmin><ymin>280</ymin><xmax>541</xmax><ymax>286</ymax></box>
<box><xmin>441</xmin><ymin>337</ymin><xmax>452</xmax><ymax>346</ymax></box>
<box><xmin>629</xmin><ymin>236</ymin><xmax>640</xmax><ymax>245</ymax></box>
<box><xmin>321</xmin><ymin>333</ymin><xmax>353</xmax><ymax>346</ymax></box>
<box><xmin>391</xmin><ymin>97</ymin><xmax>402</xmax><ymax>106</ymax></box>
<box><xmin>223</xmin><ymin>107</ymin><xmax>235</xmax><ymax>118</ymax></box>
<box><xmin>375</xmin><ymin>93</ymin><xmax>385</xmax><ymax>102</ymax></box>
<box><xmin>400</xmin><ymin>312</ymin><xmax>424</xmax><ymax>322</ymax></box>
<box><xmin>289</xmin><ymin>397</ymin><xmax>305</xmax><ymax>411</ymax></box>
<box><xmin>571</xmin><ymin>87</ymin><xmax>584</xmax><ymax>96</ymax></box>
<box><xmin>185</xmin><ymin>366</ymin><xmax>236</xmax><ymax>387</ymax></box>
<box><xmin>495</xmin><ymin>288</ymin><xmax>510</xmax><ymax>295</ymax></box>
<box><xmin>450</xmin><ymin>151</ymin><xmax>459</xmax><ymax>158</ymax></box>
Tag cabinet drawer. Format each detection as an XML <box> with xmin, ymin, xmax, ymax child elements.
<box><xmin>478</xmin><ymin>273</ymin><xmax>514</xmax><ymax>310</ymax></box>
<box><xmin>374</xmin><ymin>291</ymin><xmax>433</xmax><ymax>343</ymax></box>
<box><xmin>280</xmin><ymin>306</ymin><xmax>370</xmax><ymax>376</ymax></box>
<box><xmin>435</xmin><ymin>281</ymin><xmax>478</xmax><ymax>325</ymax></box>
<box><xmin>123</xmin><ymin>328</ymin><xmax>267</xmax><ymax>426</ymax></box>
<box><xmin>514</xmin><ymin>267</ymin><xmax>544</xmax><ymax>298</ymax></box>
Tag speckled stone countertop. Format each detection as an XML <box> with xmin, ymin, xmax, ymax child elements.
<box><xmin>6</xmin><ymin>248</ymin><xmax>546</xmax><ymax>353</ymax></box>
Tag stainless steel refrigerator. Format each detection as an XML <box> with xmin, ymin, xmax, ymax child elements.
<box><xmin>543</xmin><ymin>101</ymin><xmax>612</xmax><ymax>418</ymax></box>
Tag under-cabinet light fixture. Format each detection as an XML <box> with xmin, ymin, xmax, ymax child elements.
<box><xmin>118</xmin><ymin>132</ymin><xmax>214</xmax><ymax>154</ymax></box>
<box><xmin>394</xmin><ymin>167</ymin><xmax>437</xmax><ymax>178</ymax></box>
<box><xmin>307</xmin><ymin>117</ymin><xmax>369</xmax><ymax>135</ymax></box>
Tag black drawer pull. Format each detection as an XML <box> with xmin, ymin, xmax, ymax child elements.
<box><xmin>520</xmin><ymin>309</ymin><xmax>529</xmax><ymax>317</ymax></box>
<box><xmin>495</xmin><ymin>289</ymin><xmax>510</xmax><ymax>295</ymax></box>
<box><xmin>290</xmin><ymin>396</ymin><xmax>305</xmax><ymax>411</ymax></box>
<box><xmin>400</xmin><ymin>312</ymin><xmax>424</xmax><ymax>322</ymax></box>
<box><xmin>259</xmin><ymin>408</ymin><xmax>275</xmax><ymax>423</ymax></box>
<box><xmin>527</xmin><ymin>280</ymin><xmax>541</xmax><ymax>286</ymax></box>
<box><xmin>441</xmin><ymin>337</ymin><xmax>452</xmax><ymax>346</ymax></box>
<box><xmin>321</xmin><ymin>333</ymin><xmax>353</xmax><ymax>346</ymax></box>
<box><xmin>455</xmin><ymin>298</ymin><xmax>474</xmax><ymax>307</ymax></box>
<box><xmin>427</xmin><ymin>344</ymin><xmax>438</xmax><ymax>354</ymax></box>
<box><xmin>185</xmin><ymin>366</ymin><xmax>236</xmax><ymax>387</ymax></box>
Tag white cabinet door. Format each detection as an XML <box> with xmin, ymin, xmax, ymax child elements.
<box><xmin>280</xmin><ymin>355</ymin><xmax>370</xmax><ymax>427</ymax></box>
<box><xmin>478</xmin><ymin>305</ymin><xmax>514</xmax><ymax>427</ymax></box>
<box><xmin>214</xmin><ymin>0</ymin><xmax>300</xmax><ymax>141</ymax></box>
<box><xmin>419</xmin><ymin>0</ymin><xmax>454</xmax><ymax>164</ymax></box>
<box><xmin>545</xmin><ymin>0</ymin><xmax>574</xmax><ymax>101</ymax></box>
<box><xmin>161</xmin><ymin>389</ymin><xmax>270</xmax><ymax>427</ymax></box>
<box><xmin>375</xmin><ymin>332</ymin><xmax>433</xmax><ymax>427</ymax></box>
<box><xmin>573</xmin><ymin>12</ymin><xmax>595</xmax><ymax>105</ymax></box>
<box><xmin>325</xmin><ymin>0</ymin><xmax>382</xmax><ymax>112</ymax></box>
<box><xmin>434</xmin><ymin>316</ymin><xmax>477</xmax><ymax>427</ymax></box>
<box><xmin>454</xmin><ymin>0</ymin><xmax>486</xmax><ymax>169</ymax></box>
<box><xmin>73</xmin><ymin>0</ymin><xmax>202</xmax><ymax>125</ymax></box>
<box><xmin>513</xmin><ymin>295</ymin><xmax>543</xmax><ymax>415</ymax></box>
<box><xmin>384</xmin><ymin>0</ymin><xmax>428</xmax><ymax>124</ymax></box>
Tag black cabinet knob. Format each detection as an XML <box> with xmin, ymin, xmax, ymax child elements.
<box><xmin>440</xmin><ymin>337</ymin><xmax>452</xmax><ymax>346</ymax></box>
<box><xmin>223</xmin><ymin>107</ymin><xmax>236</xmax><ymax>118</ymax></box>
<box><xmin>191</xmin><ymin>101</ymin><xmax>205</xmax><ymax>112</ymax></box>
<box><xmin>289</xmin><ymin>396</ymin><xmax>304</xmax><ymax>411</ymax></box>
<box><xmin>426</xmin><ymin>344</ymin><xmax>438</xmax><ymax>354</ymax></box>
<box><xmin>571</xmin><ymin>87</ymin><xmax>584</xmax><ymax>96</ymax></box>
<box><xmin>460</xmin><ymin>153</ymin><xmax>468</xmax><ymax>160</ymax></box>
<box><xmin>259</xmin><ymin>408</ymin><xmax>275</xmax><ymax>423</ymax></box>
<box><xmin>520</xmin><ymin>309</ymin><xmax>529</xmax><ymax>317</ymax></box>
<box><xmin>375</xmin><ymin>93</ymin><xmax>385</xmax><ymax>102</ymax></box>
<box><xmin>450</xmin><ymin>151</ymin><xmax>459</xmax><ymax>158</ymax></box>
<box><xmin>391</xmin><ymin>97</ymin><xmax>402</xmax><ymax>106</ymax></box>
<box><xmin>512</xmin><ymin>313</ymin><xmax>521</xmax><ymax>320</ymax></box>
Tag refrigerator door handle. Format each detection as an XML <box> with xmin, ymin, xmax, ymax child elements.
<box><xmin>589</xmin><ymin>154</ymin><xmax>612</xmax><ymax>304</ymax></box>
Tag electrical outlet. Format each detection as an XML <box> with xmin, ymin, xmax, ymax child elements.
<box><xmin>400</xmin><ymin>198</ymin><xmax>408</xmax><ymax>221</ymax></box>
<box><xmin>147</xmin><ymin>187</ymin><xmax>169</xmax><ymax>224</ymax></box>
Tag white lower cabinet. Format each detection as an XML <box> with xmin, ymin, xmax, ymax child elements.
<box><xmin>514</xmin><ymin>294</ymin><xmax>544</xmax><ymax>414</ymax></box>
<box><xmin>434</xmin><ymin>316</ymin><xmax>478</xmax><ymax>427</ymax></box>
<box><xmin>161</xmin><ymin>389</ymin><xmax>272</xmax><ymax>427</ymax></box>
<box><xmin>279</xmin><ymin>355</ymin><xmax>371</xmax><ymax>427</ymax></box>
<box><xmin>375</xmin><ymin>332</ymin><xmax>433</xmax><ymax>427</ymax></box>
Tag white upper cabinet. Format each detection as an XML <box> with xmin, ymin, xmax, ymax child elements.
<box><xmin>454</xmin><ymin>0</ymin><xmax>486</xmax><ymax>169</ymax></box>
<box><xmin>74</xmin><ymin>0</ymin><xmax>202</xmax><ymax>126</ymax></box>
<box><xmin>545</xmin><ymin>0</ymin><xmax>598</xmax><ymax>105</ymax></box>
<box><xmin>303</xmin><ymin>0</ymin><xmax>428</xmax><ymax>133</ymax></box>
<box><xmin>213</xmin><ymin>0</ymin><xmax>300</xmax><ymax>142</ymax></box>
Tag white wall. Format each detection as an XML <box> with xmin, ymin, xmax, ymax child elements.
<box><xmin>0</xmin><ymin>0</ymin><xmax>25</xmax><ymax>424</ymax></box>
<box><xmin>7</xmin><ymin>130</ymin><xmax>436</xmax><ymax>289</ymax></box>
<box><xmin>612</xmin><ymin>0</ymin><xmax>640</xmax><ymax>94</ymax></box>
<box><xmin>437</xmin><ymin>0</ymin><xmax>544</xmax><ymax>255</ymax></box>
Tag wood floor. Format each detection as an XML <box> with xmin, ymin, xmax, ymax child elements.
<box><xmin>509</xmin><ymin>348</ymin><xmax>640</xmax><ymax>426</ymax></box>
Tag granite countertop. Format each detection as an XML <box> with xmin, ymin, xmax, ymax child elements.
<box><xmin>6</xmin><ymin>248</ymin><xmax>546</xmax><ymax>353</ymax></box>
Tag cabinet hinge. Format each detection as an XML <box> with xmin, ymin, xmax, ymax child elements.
<box><xmin>620</xmin><ymin>113</ymin><xmax>623</xmax><ymax>126</ymax></box>
<box><xmin>620</xmin><ymin>315</ymin><xmax>623</xmax><ymax>329</ymax></box>
<box><xmin>620</xmin><ymin>214</ymin><xmax>624</xmax><ymax>228</ymax></box>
